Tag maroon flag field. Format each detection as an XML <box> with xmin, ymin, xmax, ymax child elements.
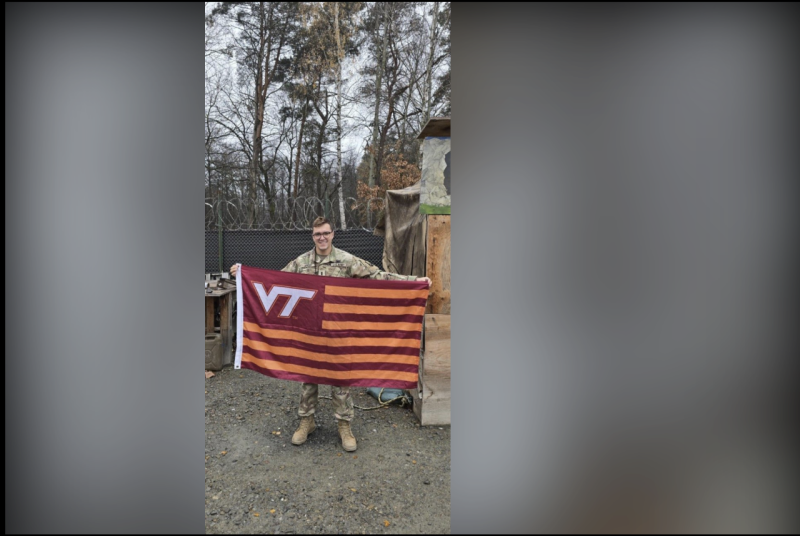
<box><xmin>234</xmin><ymin>265</ymin><xmax>429</xmax><ymax>389</ymax></box>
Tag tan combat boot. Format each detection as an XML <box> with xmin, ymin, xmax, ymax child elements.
<box><xmin>337</xmin><ymin>419</ymin><xmax>357</xmax><ymax>452</ymax></box>
<box><xmin>291</xmin><ymin>415</ymin><xmax>316</xmax><ymax>445</ymax></box>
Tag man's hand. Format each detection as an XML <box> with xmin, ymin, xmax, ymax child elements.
<box><xmin>416</xmin><ymin>277</ymin><xmax>432</xmax><ymax>287</ymax></box>
<box><xmin>230</xmin><ymin>263</ymin><xmax>240</xmax><ymax>278</ymax></box>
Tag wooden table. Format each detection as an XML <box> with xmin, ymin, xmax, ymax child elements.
<box><xmin>205</xmin><ymin>282</ymin><xmax>236</xmax><ymax>368</ymax></box>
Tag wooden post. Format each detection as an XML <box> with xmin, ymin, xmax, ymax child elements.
<box><xmin>425</xmin><ymin>215</ymin><xmax>451</xmax><ymax>314</ymax></box>
<box><xmin>219</xmin><ymin>291</ymin><xmax>234</xmax><ymax>366</ymax></box>
<box><xmin>412</xmin><ymin>314</ymin><xmax>451</xmax><ymax>425</ymax></box>
<box><xmin>206</xmin><ymin>296</ymin><xmax>215</xmax><ymax>334</ymax></box>
<box><xmin>413</xmin><ymin>213</ymin><xmax>451</xmax><ymax>425</ymax></box>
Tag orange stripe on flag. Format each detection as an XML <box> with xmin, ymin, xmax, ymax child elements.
<box><xmin>325</xmin><ymin>286</ymin><xmax>429</xmax><ymax>299</ymax></box>
<box><xmin>322</xmin><ymin>320</ymin><xmax>422</xmax><ymax>332</ymax></box>
<box><xmin>323</xmin><ymin>303</ymin><xmax>426</xmax><ymax>316</ymax></box>
<box><xmin>242</xmin><ymin>338</ymin><xmax>419</xmax><ymax>365</ymax></box>
<box><xmin>241</xmin><ymin>352</ymin><xmax>418</xmax><ymax>381</ymax></box>
<box><xmin>243</xmin><ymin>322</ymin><xmax>420</xmax><ymax>347</ymax></box>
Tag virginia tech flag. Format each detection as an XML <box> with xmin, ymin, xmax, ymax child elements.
<box><xmin>235</xmin><ymin>265</ymin><xmax>429</xmax><ymax>389</ymax></box>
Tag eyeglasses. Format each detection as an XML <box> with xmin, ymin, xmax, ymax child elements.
<box><xmin>312</xmin><ymin>231</ymin><xmax>333</xmax><ymax>239</ymax></box>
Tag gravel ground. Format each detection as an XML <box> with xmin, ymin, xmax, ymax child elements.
<box><xmin>205</xmin><ymin>366</ymin><xmax>451</xmax><ymax>534</ymax></box>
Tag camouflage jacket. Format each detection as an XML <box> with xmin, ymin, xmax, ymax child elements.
<box><xmin>281</xmin><ymin>245</ymin><xmax>415</xmax><ymax>281</ymax></box>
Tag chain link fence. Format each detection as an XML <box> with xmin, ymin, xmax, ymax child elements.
<box><xmin>204</xmin><ymin>196</ymin><xmax>387</xmax><ymax>274</ymax></box>
<box><xmin>205</xmin><ymin>228</ymin><xmax>386</xmax><ymax>274</ymax></box>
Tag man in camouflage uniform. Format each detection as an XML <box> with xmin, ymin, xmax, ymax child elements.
<box><xmin>231</xmin><ymin>216</ymin><xmax>430</xmax><ymax>452</ymax></box>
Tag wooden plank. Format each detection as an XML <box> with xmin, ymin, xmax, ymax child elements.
<box><xmin>206</xmin><ymin>296</ymin><xmax>215</xmax><ymax>334</ymax></box>
<box><xmin>416</xmin><ymin>117</ymin><xmax>450</xmax><ymax>139</ymax></box>
<box><xmin>219</xmin><ymin>293</ymin><xmax>233</xmax><ymax>366</ymax></box>
<box><xmin>425</xmin><ymin>215</ymin><xmax>451</xmax><ymax>314</ymax></box>
<box><xmin>422</xmin><ymin>314</ymin><xmax>450</xmax><ymax>375</ymax></box>
<box><xmin>412</xmin><ymin>362</ymin><xmax>451</xmax><ymax>426</ymax></box>
<box><xmin>410</xmin><ymin>387</ymin><xmax>422</xmax><ymax>420</ymax></box>
<box><xmin>411</xmin><ymin>313</ymin><xmax>451</xmax><ymax>425</ymax></box>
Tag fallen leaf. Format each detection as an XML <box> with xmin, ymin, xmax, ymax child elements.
<box><xmin>412</xmin><ymin>460</ymin><xmax>417</xmax><ymax>464</ymax></box>
<box><xmin>270</xmin><ymin>509</ymin><xmax>276</xmax><ymax>514</ymax></box>
<box><xmin>353</xmin><ymin>455</ymin><xmax>358</xmax><ymax>459</ymax></box>
<box><xmin>337</xmin><ymin>453</ymin><xmax>342</xmax><ymax>457</ymax></box>
<box><xmin>220</xmin><ymin>451</ymin><xmax>227</xmax><ymax>455</ymax></box>
<box><xmin>350</xmin><ymin>488</ymin><xmax>357</xmax><ymax>492</ymax></box>
<box><xmin>253</xmin><ymin>513</ymin><xmax>260</xmax><ymax>517</ymax></box>
<box><xmin>205</xmin><ymin>371</ymin><xmax>215</xmax><ymax>379</ymax></box>
<box><xmin>384</xmin><ymin>520</ymin><xmax>390</xmax><ymax>527</ymax></box>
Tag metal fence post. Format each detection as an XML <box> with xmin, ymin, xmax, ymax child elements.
<box><xmin>218</xmin><ymin>203</ymin><xmax>223</xmax><ymax>274</ymax></box>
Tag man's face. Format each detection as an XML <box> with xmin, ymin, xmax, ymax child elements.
<box><xmin>312</xmin><ymin>223</ymin><xmax>334</xmax><ymax>253</ymax></box>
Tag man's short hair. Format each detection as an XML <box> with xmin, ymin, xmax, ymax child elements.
<box><xmin>312</xmin><ymin>216</ymin><xmax>332</xmax><ymax>229</ymax></box>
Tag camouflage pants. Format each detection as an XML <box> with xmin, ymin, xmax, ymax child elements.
<box><xmin>298</xmin><ymin>383</ymin><xmax>354</xmax><ymax>422</ymax></box>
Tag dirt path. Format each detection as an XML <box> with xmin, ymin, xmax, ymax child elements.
<box><xmin>205</xmin><ymin>366</ymin><xmax>451</xmax><ymax>534</ymax></box>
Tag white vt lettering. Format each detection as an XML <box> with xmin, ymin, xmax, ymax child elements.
<box><xmin>253</xmin><ymin>283</ymin><xmax>316</xmax><ymax>317</ymax></box>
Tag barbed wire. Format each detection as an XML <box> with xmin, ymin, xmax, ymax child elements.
<box><xmin>204</xmin><ymin>195</ymin><xmax>386</xmax><ymax>231</ymax></box>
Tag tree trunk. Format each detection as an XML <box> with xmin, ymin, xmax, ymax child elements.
<box><xmin>249</xmin><ymin>4</ymin><xmax>268</xmax><ymax>228</ymax></box>
<box><xmin>423</xmin><ymin>1</ymin><xmax>440</xmax><ymax>128</ymax></box>
<box><xmin>334</xmin><ymin>2</ymin><xmax>347</xmax><ymax>229</ymax></box>
<box><xmin>314</xmin><ymin>87</ymin><xmax>329</xmax><ymax>200</ymax></box>
<box><xmin>417</xmin><ymin>1</ymin><xmax>440</xmax><ymax>167</ymax></box>
<box><xmin>377</xmin><ymin>82</ymin><xmax>405</xmax><ymax>181</ymax></box>
<box><xmin>294</xmin><ymin>99</ymin><xmax>307</xmax><ymax>200</ymax></box>
<box><xmin>249</xmin><ymin>1</ymin><xmax>287</xmax><ymax>227</ymax></box>
<box><xmin>369</xmin><ymin>3</ymin><xmax>390</xmax><ymax>187</ymax></box>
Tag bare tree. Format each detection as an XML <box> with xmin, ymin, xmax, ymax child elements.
<box><xmin>210</xmin><ymin>2</ymin><xmax>299</xmax><ymax>227</ymax></box>
<box><xmin>204</xmin><ymin>2</ymin><xmax>449</xmax><ymax>229</ymax></box>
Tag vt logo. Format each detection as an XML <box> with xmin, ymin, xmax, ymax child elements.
<box><xmin>253</xmin><ymin>283</ymin><xmax>316</xmax><ymax>317</ymax></box>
